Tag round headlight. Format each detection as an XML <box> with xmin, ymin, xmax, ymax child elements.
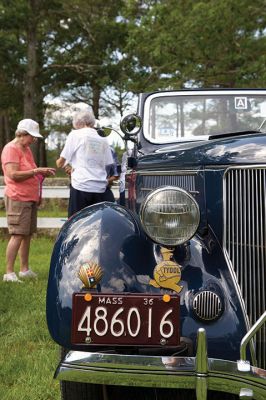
<box><xmin>140</xmin><ymin>186</ymin><xmax>200</xmax><ymax>246</ymax></box>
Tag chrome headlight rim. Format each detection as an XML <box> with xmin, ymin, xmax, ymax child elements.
<box><xmin>140</xmin><ymin>186</ymin><xmax>200</xmax><ymax>246</ymax></box>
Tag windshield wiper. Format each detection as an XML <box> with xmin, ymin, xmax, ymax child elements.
<box><xmin>209</xmin><ymin>119</ymin><xmax>266</xmax><ymax>139</ymax></box>
<box><xmin>209</xmin><ymin>130</ymin><xmax>261</xmax><ymax>140</ymax></box>
<box><xmin>258</xmin><ymin>118</ymin><xmax>266</xmax><ymax>131</ymax></box>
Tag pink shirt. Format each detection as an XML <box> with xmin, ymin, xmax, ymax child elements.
<box><xmin>1</xmin><ymin>141</ymin><xmax>39</xmax><ymax>202</ymax></box>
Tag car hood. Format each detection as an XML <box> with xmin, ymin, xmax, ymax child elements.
<box><xmin>138</xmin><ymin>132</ymin><xmax>266</xmax><ymax>169</ymax></box>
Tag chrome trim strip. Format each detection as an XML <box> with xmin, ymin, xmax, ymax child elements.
<box><xmin>137</xmin><ymin>170</ymin><xmax>198</xmax><ymax>176</ymax></box>
<box><xmin>141</xmin><ymin>188</ymin><xmax>199</xmax><ymax>195</ymax></box>
<box><xmin>145</xmin><ymin>91</ymin><xmax>266</xmax><ymax>102</ymax></box>
<box><xmin>240</xmin><ymin>311</ymin><xmax>266</xmax><ymax>362</ymax></box>
<box><xmin>195</xmin><ymin>329</ymin><xmax>208</xmax><ymax>400</ymax></box>
<box><xmin>195</xmin><ymin>328</ymin><xmax>208</xmax><ymax>375</ymax></box>
<box><xmin>55</xmin><ymin>328</ymin><xmax>266</xmax><ymax>399</ymax></box>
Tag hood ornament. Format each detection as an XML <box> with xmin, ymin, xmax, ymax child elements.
<box><xmin>149</xmin><ymin>247</ymin><xmax>183</xmax><ymax>293</ymax></box>
<box><xmin>78</xmin><ymin>262</ymin><xmax>103</xmax><ymax>289</ymax></box>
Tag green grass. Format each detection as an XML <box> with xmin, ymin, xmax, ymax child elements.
<box><xmin>37</xmin><ymin>208</ymin><xmax>67</xmax><ymax>218</ymax></box>
<box><xmin>0</xmin><ymin>238</ymin><xmax>61</xmax><ymax>400</ymax></box>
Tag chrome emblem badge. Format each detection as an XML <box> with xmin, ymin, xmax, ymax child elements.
<box><xmin>78</xmin><ymin>262</ymin><xmax>103</xmax><ymax>289</ymax></box>
<box><xmin>149</xmin><ymin>247</ymin><xmax>183</xmax><ymax>293</ymax></box>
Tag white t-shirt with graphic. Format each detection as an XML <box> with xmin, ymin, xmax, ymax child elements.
<box><xmin>60</xmin><ymin>127</ymin><xmax>113</xmax><ymax>192</ymax></box>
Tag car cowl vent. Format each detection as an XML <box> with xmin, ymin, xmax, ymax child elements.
<box><xmin>192</xmin><ymin>291</ymin><xmax>223</xmax><ymax>321</ymax></box>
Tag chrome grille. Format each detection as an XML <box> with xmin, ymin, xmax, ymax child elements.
<box><xmin>137</xmin><ymin>172</ymin><xmax>197</xmax><ymax>199</ymax></box>
<box><xmin>193</xmin><ymin>291</ymin><xmax>223</xmax><ymax>321</ymax></box>
<box><xmin>224</xmin><ymin>166</ymin><xmax>266</xmax><ymax>369</ymax></box>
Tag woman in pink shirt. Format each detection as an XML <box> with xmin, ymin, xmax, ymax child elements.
<box><xmin>1</xmin><ymin>119</ymin><xmax>56</xmax><ymax>282</ymax></box>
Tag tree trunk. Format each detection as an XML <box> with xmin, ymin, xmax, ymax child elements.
<box><xmin>0</xmin><ymin>111</ymin><xmax>10</xmax><ymax>150</ymax></box>
<box><xmin>92</xmin><ymin>84</ymin><xmax>101</xmax><ymax>119</ymax></box>
<box><xmin>0</xmin><ymin>111</ymin><xmax>11</xmax><ymax>174</ymax></box>
<box><xmin>24</xmin><ymin>26</ymin><xmax>38</xmax><ymax>118</ymax></box>
<box><xmin>39</xmin><ymin>139</ymin><xmax>47</xmax><ymax>166</ymax></box>
<box><xmin>24</xmin><ymin>0</ymin><xmax>43</xmax><ymax>164</ymax></box>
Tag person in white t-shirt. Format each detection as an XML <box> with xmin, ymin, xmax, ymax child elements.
<box><xmin>56</xmin><ymin>109</ymin><xmax>114</xmax><ymax>217</ymax></box>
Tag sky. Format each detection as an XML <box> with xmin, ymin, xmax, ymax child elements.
<box><xmin>44</xmin><ymin>96</ymin><xmax>138</xmax><ymax>150</ymax></box>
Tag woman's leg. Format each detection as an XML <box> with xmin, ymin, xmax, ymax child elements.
<box><xmin>19</xmin><ymin>235</ymin><xmax>31</xmax><ymax>272</ymax></box>
<box><xmin>6</xmin><ymin>235</ymin><xmax>24</xmax><ymax>274</ymax></box>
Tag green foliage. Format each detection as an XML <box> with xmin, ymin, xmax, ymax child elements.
<box><xmin>47</xmin><ymin>148</ymin><xmax>60</xmax><ymax>167</ymax></box>
<box><xmin>46</xmin><ymin>148</ymin><xmax>67</xmax><ymax>175</ymax></box>
<box><xmin>124</xmin><ymin>0</ymin><xmax>266</xmax><ymax>91</ymax></box>
<box><xmin>0</xmin><ymin>238</ymin><xmax>60</xmax><ymax>400</ymax></box>
<box><xmin>0</xmin><ymin>2</ymin><xmax>25</xmax><ymax>130</ymax></box>
<box><xmin>0</xmin><ymin>0</ymin><xmax>265</xmax><ymax>159</ymax></box>
<box><xmin>45</xmin><ymin>0</ymin><xmax>129</xmax><ymax>117</ymax></box>
<box><xmin>113</xmin><ymin>142</ymin><xmax>126</xmax><ymax>163</ymax></box>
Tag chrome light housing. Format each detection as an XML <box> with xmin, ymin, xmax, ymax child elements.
<box><xmin>140</xmin><ymin>186</ymin><xmax>200</xmax><ymax>246</ymax></box>
<box><xmin>192</xmin><ymin>291</ymin><xmax>223</xmax><ymax>321</ymax></box>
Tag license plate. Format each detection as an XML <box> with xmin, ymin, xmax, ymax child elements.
<box><xmin>72</xmin><ymin>293</ymin><xmax>180</xmax><ymax>346</ymax></box>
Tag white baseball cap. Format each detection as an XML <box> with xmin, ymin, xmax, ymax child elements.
<box><xmin>17</xmin><ymin>119</ymin><xmax>43</xmax><ymax>138</ymax></box>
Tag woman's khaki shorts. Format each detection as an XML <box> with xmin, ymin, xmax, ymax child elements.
<box><xmin>4</xmin><ymin>196</ymin><xmax>37</xmax><ymax>235</ymax></box>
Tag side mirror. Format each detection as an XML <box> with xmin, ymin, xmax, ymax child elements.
<box><xmin>120</xmin><ymin>114</ymin><xmax>142</xmax><ymax>136</ymax></box>
<box><xmin>96</xmin><ymin>127</ymin><xmax>112</xmax><ymax>137</ymax></box>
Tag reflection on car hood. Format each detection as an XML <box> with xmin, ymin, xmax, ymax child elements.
<box><xmin>139</xmin><ymin>132</ymin><xmax>266</xmax><ymax>168</ymax></box>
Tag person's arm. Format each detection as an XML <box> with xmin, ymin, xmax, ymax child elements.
<box><xmin>107</xmin><ymin>175</ymin><xmax>119</xmax><ymax>186</ymax></box>
<box><xmin>56</xmin><ymin>156</ymin><xmax>73</xmax><ymax>176</ymax></box>
<box><xmin>5</xmin><ymin>163</ymin><xmax>55</xmax><ymax>181</ymax></box>
<box><xmin>64</xmin><ymin>164</ymin><xmax>73</xmax><ymax>176</ymax></box>
<box><xmin>58</xmin><ymin>131</ymin><xmax>75</xmax><ymax>167</ymax></box>
<box><xmin>56</xmin><ymin>156</ymin><xmax>66</xmax><ymax>168</ymax></box>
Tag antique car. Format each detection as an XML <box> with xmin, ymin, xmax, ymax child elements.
<box><xmin>46</xmin><ymin>89</ymin><xmax>266</xmax><ymax>400</ymax></box>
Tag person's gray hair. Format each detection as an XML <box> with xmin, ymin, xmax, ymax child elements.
<box><xmin>72</xmin><ymin>109</ymin><xmax>96</xmax><ymax>129</ymax></box>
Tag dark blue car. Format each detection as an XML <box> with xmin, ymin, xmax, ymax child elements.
<box><xmin>47</xmin><ymin>89</ymin><xmax>266</xmax><ymax>400</ymax></box>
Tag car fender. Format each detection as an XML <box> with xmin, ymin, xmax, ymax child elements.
<box><xmin>46</xmin><ymin>202</ymin><xmax>247</xmax><ymax>357</ymax></box>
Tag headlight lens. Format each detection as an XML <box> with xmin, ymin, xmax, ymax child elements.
<box><xmin>140</xmin><ymin>186</ymin><xmax>200</xmax><ymax>246</ymax></box>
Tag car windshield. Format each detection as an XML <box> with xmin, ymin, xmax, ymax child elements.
<box><xmin>143</xmin><ymin>90</ymin><xmax>266</xmax><ymax>144</ymax></box>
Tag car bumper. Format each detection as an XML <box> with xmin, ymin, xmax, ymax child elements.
<box><xmin>55</xmin><ymin>329</ymin><xmax>266</xmax><ymax>400</ymax></box>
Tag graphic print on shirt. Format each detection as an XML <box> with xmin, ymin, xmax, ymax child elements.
<box><xmin>85</xmin><ymin>139</ymin><xmax>105</xmax><ymax>166</ymax></box>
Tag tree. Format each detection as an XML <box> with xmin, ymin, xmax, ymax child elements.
<box><xmin>0</xmin><ymin>0</ymin><xmax>65</xmax><ymax>165</ymax></box>
<box><xmin>46</xmin><ymin>0</ymin><xmax>128</xmax><ymax>118</ymax></box>
<box><xmin>0</xmin><ymin>0</ymin><xmax>25</xmax><ymax>154</ymax></box>
<box><xmin>124</xmin><ymin>0</ymin><xmax>266</xmax><ymax>90</ymax></box>
<box><xmin>1</xmin><ymin>0</ymin><xmax>265</xmax><ymax>171</ymax></box>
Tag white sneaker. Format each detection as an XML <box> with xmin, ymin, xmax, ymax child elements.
<box><xmin>3</xmin><ymin>272</ymin><xmax>23</xmax><ymax>283</ymax></box>
<box><xmin>19</xmin><ymin>269</ymin><xmax>38</xmax><ymax>279</ymax></box>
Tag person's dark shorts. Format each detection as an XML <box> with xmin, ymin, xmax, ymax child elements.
<box><xmin>68</xmin><ymin>185</ymin><xmax>105</xmax><ymax>217</ymax></box>
<box><xmin>4</xmin><ymin>196</ymin><xmax>37</xmax><ymax>235</ymax></box>
<box><xmin>102</xmin><ymin>187</ymin><xmax>115</xmax><ymax>202</ymax></box>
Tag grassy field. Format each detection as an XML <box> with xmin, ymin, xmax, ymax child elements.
<box><xmin>0</xmin><ymin>238</ymin><xmax>61</xmax><ymax>400</ymax></box>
